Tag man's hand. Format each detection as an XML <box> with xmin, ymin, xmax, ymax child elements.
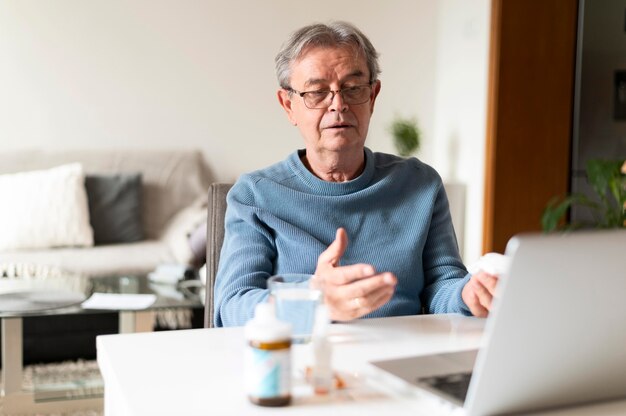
<box><xmin>313</xmin><ymin>228</ymin><xmax>397</xmax><ymax>321</ymax></box>
<box><xmin>461</xmin><ymin>271</ymin><xmax>499</xmax><ymax>317</ymax></box>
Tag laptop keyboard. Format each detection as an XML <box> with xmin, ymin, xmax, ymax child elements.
<box><xmin>417</xmin><ymin>372</ymin><xmax>472</xmax><ymax>402</ymax></box>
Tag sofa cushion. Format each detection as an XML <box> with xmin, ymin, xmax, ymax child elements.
<box><xmin>188</xmin><ymin>221</ymin><xmax>207</xmax><ymax>266</ymax></box>
<box><xmin>161</xmin><ymin>195</ymin><xmax>207</xmax><ymax>265</ymax></box>
<box><xmin>0</xmin><ymin>149</ymin><xmax>212</xmax><ymax>239</ymax></box>
<box><xmin>85</xmin><ymin>173</ymin><xmax>144</xmax><ymax>245</ymax></box>
<box><xmin>0</xmin><ymin>163</ymin><xmax>94</xmax><ymax>250</ymax></box>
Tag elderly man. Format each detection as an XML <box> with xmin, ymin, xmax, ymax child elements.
<box><xmin>214</xmin><ymin>21</ymin><xmax>497</xmax><ymax>326</ymax></box>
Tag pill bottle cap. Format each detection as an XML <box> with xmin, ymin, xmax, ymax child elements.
<box><xmin>245</xmin><ymin>302</ymin><xmax>292</xmax><ymax>342</ymax></box>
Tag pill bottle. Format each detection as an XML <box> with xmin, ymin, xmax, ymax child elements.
<box><xmin>244</xmin><ymin>302</ymin><xmax>292</xmax><ymax>406</ymax></box>
<box><xmin>311</xmin><ymin>304</ymin><xmax>333</xmax><ymax>395</ymax></box>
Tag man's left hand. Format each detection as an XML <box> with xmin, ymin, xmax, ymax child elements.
<box><xmin>461</xmin><ymin>271</ymin><xmax>499</xmax><ymax>317</ymax></box>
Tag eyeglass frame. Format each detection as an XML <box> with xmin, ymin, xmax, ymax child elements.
<box><xmin>284</xmin><ymin>82</ymin><xmax>375</xmax><ymax>109</ymax></box>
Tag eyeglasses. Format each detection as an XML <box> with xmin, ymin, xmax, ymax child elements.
<box><xmin>286</xmin><ymin>83</ymin><xmax>373</xmax><ymax>109</ymax></box>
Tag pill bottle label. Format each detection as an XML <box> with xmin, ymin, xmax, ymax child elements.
<box><xmin>245</xmin><ymin>346</ymin><xmax>291</xmax><ymax>399</ymax></box>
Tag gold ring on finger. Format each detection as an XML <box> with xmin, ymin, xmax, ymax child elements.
<box><xmin>352</xmin><ymin>297</ymin><xmax>363</xmax><ymax>309</ymax></box>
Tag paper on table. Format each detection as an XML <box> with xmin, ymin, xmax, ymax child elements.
<box><xmin>81</xmin><ymin>293</ymin><xmax>156</xmax><ymax>310</ymax></box>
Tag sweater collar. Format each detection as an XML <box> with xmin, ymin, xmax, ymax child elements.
<box><xmin>288</xmin><ymin>147</ymin><xmax>375</xmax><ymax>196</ymax></box>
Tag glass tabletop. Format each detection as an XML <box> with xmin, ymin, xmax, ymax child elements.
<box><xmin>0</xmin><ymin>274</ymin><xmax>204</xmax><ymax>318</ymax></box>
<box><xmin>0</xmin><ymin>273</ymin><xmax>205</xmax><ymax>405</ymax></box>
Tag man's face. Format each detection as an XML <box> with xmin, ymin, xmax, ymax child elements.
<box><xmin>277</xmin><ymin>45</ymin><xmax>381</xmax><ymax>155</ymax></box>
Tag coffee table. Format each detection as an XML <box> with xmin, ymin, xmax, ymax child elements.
<box><xmin>0</xmin><ymin>273</ymin><xmax>204</xmax><ymax>414</ymax></box>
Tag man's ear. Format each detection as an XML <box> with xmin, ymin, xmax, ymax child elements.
<box><xmin>277</xmin><ymin>89</ymin><xmax>298</xmax><ymax>126</ymax></box>
<box><xmin>369</xmin><ymin>80</ymin><xmax>382</xmax><ymax>114</ymax></box>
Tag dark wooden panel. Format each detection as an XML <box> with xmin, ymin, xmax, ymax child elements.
<box><xmin>483</xmin><ymin>0</ymin><xmax>578</xmax><ymax>253</ymax></box>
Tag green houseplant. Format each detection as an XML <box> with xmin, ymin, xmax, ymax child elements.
<box><xmin>390</xmin><ymin>116</ymin><xmax>421</xmax><ymax>157</ymax></box>
<box><xmin>541</xmin><ymin>159</ymin><xmax>626</xmax><ymax>232</ymax></box>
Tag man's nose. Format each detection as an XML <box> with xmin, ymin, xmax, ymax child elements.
<box><xmin>328</xmin><ymin>91</ymin><xmax>348</xmax><ymax>112</ymax></box>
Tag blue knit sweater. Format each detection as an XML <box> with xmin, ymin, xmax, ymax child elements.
<box><xmin>214</xmin><ymin>148</ymin><xmax>472</xmax><ymax>327</ymax></box>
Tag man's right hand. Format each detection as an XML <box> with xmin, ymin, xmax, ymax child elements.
<box><xmin>312</xmin><ymin>228</ymin><xmax>397</xmax><ymax>321</ymax></box>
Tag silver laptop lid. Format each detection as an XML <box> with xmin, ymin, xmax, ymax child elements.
<box><xmin>466</xmin><ymin>230</ymin><xmax>626</xmax><ymax>416</ymax></box>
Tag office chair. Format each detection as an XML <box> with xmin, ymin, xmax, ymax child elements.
<box><xmin>203</xmin><ymin>182</ymin><xmax>232</xmax><ymax>328</ymax></box>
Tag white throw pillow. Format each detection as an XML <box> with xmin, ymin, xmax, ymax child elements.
<box><xmin>0</xmin><ymin>163</ymin><xmax>94</xmax><ymax>250</ymax></box>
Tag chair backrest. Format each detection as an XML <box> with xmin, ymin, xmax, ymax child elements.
<box><xmin>204</xmin><ymin>182</ymin><xmax>232</xmax><ymax>328</ymax></box>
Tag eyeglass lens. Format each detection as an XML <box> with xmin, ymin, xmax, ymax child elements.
<box><xmin>304</xmin><ymin>86</ymin><xmax>371</xmax><ymax>109</ymax></box>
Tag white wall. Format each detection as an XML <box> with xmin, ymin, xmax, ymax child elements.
<box><xmin>431</xmin><ymin>0</ymin><xmax>490</xmax><ymax>262</ymax></box>
<box><xmin>0</xmin><ymin>0</ymin><xmax>489</xmax><ymax>261</ymax></box>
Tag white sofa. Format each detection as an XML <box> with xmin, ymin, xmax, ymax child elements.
<box><xmin>0</xmin><ymin>149</ymin><xmax>212</xmax><ymax>365</ymax></box>
<box><xmin>0</xmin><ymin>149</ymin><xmax>212</xmax><ymax>277</ymax></box>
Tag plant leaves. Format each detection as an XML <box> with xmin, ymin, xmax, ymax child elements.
<box><xmin>390</xmin><ymin>118</ymin><xmax>420</xmax><ymax>157</ymax></box>
<box><xmin>541</xmin><ymin>194</ymin><xmax>602</xmax><ymax>231</ymax></box>
<box><xmin>543</xmin><ymin>159</ymin><xmax>625</xmax><ymax>232</ymax></box>
<box><xmin>586</xmin><ymin>159</ymin><xmax>622</xmax><ymax>203</ymax></box>
<box><xmin>541</xmin><ymin>196</ymin><xmax>575</xmax><ymax>232</ymax></box>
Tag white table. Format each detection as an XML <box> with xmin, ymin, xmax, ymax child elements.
<box><xmin>97</xmin><ymin>314</ymin><xmax>626</xmax><ymax>416</ymax></box>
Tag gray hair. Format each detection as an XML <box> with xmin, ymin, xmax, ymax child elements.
<box><xmin>275</xmin><ymin>21</ymin><xmax>381</xmax><ymax>89</ymax></box>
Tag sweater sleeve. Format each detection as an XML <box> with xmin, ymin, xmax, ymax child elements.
<box><xmin>213</xmin><ymin>180</ymin><xmax>275</xmax><ymax>327</ymax></box>
<box><xmin>420</xmin><ymin>179</ymin><xmax>473</xmax><ymax>315</ymax></box>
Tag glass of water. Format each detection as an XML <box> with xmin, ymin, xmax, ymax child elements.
<box><xmin>267</xmin><ymin>273</ymin><xmax>322</xmax><ymax>343</ymax></box>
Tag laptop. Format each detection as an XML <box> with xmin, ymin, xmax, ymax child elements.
<box><xmin>370</xmin><ymin>230</ymin><xmax>626</xmax><ymax>415</ymax></box>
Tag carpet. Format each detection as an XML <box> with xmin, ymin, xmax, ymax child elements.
<box><xmin>0</xmin><ymin>359</ymin><xmax>103</xmax><ymax>416</ymax></box>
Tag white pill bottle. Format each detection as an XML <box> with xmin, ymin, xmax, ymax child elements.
<box><xmin>244</xmin><ymin>302</ymin><xmax>292</xmax><ymax>406</ymax></box>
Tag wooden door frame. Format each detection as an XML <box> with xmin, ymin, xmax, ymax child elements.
<box><xmin>483</xmin><ymin>0</ymin><xmax>579</xmax><ymax>253</ymax></box>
